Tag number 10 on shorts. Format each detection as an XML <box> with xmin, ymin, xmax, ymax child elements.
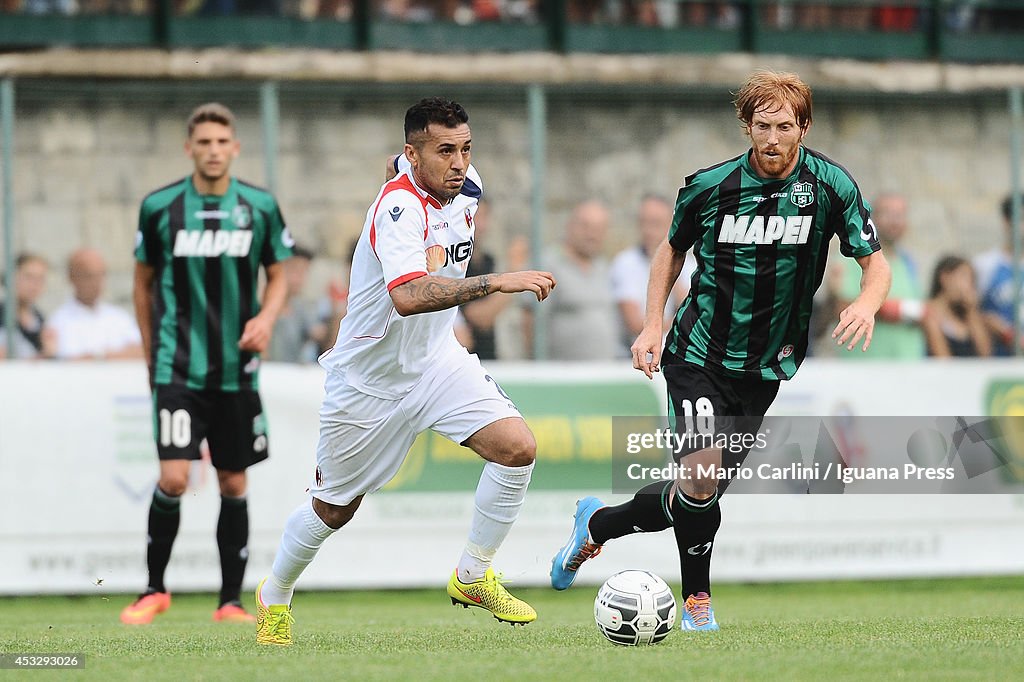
<box><xmin>159</xmin><ymin>408</ymin><xmax>192</xmax><ymax>448</ymax></box>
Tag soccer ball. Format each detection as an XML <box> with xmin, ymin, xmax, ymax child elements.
<box><xmin>594</xmin><ymin>570</ymin><xmax>676</xmax><ymax>645</ymax></box>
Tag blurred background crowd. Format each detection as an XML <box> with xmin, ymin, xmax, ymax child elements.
<box><xmin>4</xmin><ymin>189</ymin><xmax>1021</xmax><ymax>363</ymax></box>
<box><xmin>2</xmin><ymin>0</ymin><xmax>1020</xmax><ymax>34</ymax></box>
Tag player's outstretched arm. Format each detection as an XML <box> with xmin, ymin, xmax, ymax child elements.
<box><xmin>631</xmin><ymin>239</ymin><xmax>686</xmax><ymax>379</ymax></box>
<box><xmin>390</xmin><ymin>270</ymin><xmax>556</xmax><ymax>317</ymax></box>
<box><xmin>832</xmin><ymin>250</ymin><xmax>892</xmax><ymax>352</ymax></box>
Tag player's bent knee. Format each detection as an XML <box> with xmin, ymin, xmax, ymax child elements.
<box><xmin>312</xmin><ymin>495</ymin><xmax>362</xmax><ymax>530</ymax></box>
<box><xmin>157</xmin><ymin>478</ymin><xmax>188</xmax><ymax>497</ymax></box>
<box><xmin>502</xmin><ymin>433</ymin><xmax>536</xmax><ymax>468</ymax></box>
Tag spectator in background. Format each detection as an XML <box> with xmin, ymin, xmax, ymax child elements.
<box><xmin>831</xmin><ymin>192</ymin><xmax>925</xmax><ymax>359</ymax></box>
<box><xmin>0</xmin><ymin>252</ymin><xmax>56</xmax><ymax>360</ymax></box>
<box><xmin>609</xmin><ymin>193</ymin><xmax>695</xmax><ymax>351</ymax></box>
<box><xmin>876</xmin><ymin>4</ymin><xmax>918</xmax><ymax>32</ymax></box>
<box><xmin>974</xmin><ymin>193</ymin><xmax>1023</xmax><ymax>355</ymax></box>
<box><xmin>461</xmin><ymin>199</ymin><xmax>529</xmax><ymax>359</ymax></box>
<box><xmin>47</xmin><ymin>248</ymin><xmax>142</xmax><ymax>360</ymax></box>
<box><xmin>532</xmin><ymin>199</ymin><xmax>619</xmax><ymax>360</ymax></box>
<box><xmin>268</xmin><ymin>245</ymin><xmax>329</xmax><ymax>363</ymax></box>
<box><xmin>923</xmin><ymin>255</ymin><xmax>991</xmax><ymax>357</ymax></box>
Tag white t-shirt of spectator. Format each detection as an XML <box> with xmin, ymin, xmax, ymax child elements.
<box><xmin>48</xmin><ymin>298</ymin><xmax>141</xmax><ymax>359</ymax></box>
<box><xmin>320</xmin><ymin>163</ymin><xmax>483</xmax><ymax>399</ymax></box>
<box><xmin>609</xmin><ymin>245</ymin><xmax>698</xmax><ymax>320</ymax></box>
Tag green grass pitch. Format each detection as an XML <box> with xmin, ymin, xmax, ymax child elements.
<box><xmin>3</xmin><ymin>577</ymin><xmax>1023</xmax><ymax>681</ymax></box>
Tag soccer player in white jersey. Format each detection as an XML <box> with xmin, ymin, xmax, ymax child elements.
<box><xmin>255</xmin><ymin>98</ymin><xmax>557</xmax><ymax>645</ymax></box>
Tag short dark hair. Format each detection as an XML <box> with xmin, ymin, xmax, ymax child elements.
<box><xmin>15</xmin><ymin>252</ymin><xmax>47</xmax><ymax>270</ymax></box>
<box><xmin>404</xmin><ymin>98</ymin><xmax>469</xmax><ymax>145</ymax></box>
<box><xmin>929</xmin><ymin>255</ymin><xmax>970</xmax><ymax>298</ymax></box>
<box><xmin>1002</xmin><ymin>193</ymin><xmax>1023</xmax><ymax>222</ymax></box>
<box><xmin>187</xmin><ymin>102</ymin><xmax>235</xmax><ymax>137</ymax></box>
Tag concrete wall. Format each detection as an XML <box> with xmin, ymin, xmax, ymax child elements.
<box><xmin>3</xmin><ymin>78</ymin><xmax>1016</xmax><ymax>337</ymax></box>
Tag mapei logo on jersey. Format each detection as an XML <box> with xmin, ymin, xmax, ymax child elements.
<box><xmin>718</xmin><ymin>214</ymin><xmax>812</xmax><ymax>245</ymax></box>
<box><xmin>790</xmin><ymin>182</ymin><xmax>815</xmax><ymax>208</ymax></box>
<box><xmin>173</xmin><ymin>229</ymin><xmax>253</xmax><ymax>257</ymax></box>
<box><xmin>424</xmin><ymin>239</ymin><xmax>474</xmax><ymax>273</ymax></box>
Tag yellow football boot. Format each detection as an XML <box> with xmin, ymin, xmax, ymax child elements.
<box><xmin>447</xmin><ymin>567</ymin><xmax>537</xmax><ymax>625</ymax></box>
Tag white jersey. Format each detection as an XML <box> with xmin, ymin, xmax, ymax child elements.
<box><xmin>320</xmin><ymin>159</ymin><xmax>483</xmax><ymax>399</ymax></box>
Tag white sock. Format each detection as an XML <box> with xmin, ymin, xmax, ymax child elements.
<box><xmin>457</xmin><ymin>461</ymin><xmax>534</xmax><ymax>583</ymax></box>
<box><xmin>260</xmin><ymin>500</ymin><xmax>335</xmax><ymax>606</ymax></box>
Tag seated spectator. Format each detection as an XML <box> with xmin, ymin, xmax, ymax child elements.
<box><xmin>973</xmin><ymin>193</ymin><xmax>1023</xmax><ymax>355</ymax></box>
<box><xmin>876</xmin><ymin>4</ymin><xmax>918</xmax><ymax>32</ymax></box>
<box><xmin>0</xmin><ymin>252</ymin><xmax>56</xmax><ymax>360</ymax></box>
<box><xmin>530</xmin><ymin>199</ymin><xmax>620</xmax><ymax>361</ymax></box>
<box><xmin>48</xmin><ymin>248</ymin><xmax>143</xmax><ymax>360</ymax></box>
<box><xmin>831</xmin><ymin>192</ymin><xmax>926</xmax><ymax>359</ymax></box>
<box><xmin>923</xmin><ymin>256</ymin><xmax>992</xmax><ymax>357</ymax></box>
<box><xmin>267</xmin><ymin>245</ymin><xmax>330</xmax><ymax>363</ymax></box>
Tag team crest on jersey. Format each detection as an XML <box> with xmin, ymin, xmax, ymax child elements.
<box><xmin>465</xmin><ymin>207</ymin><xmax>474</xmax><ymax>231</ymax></box>
<box><xmin>790</xmin><ymin>182</ymin><xmax>814</xmax><ymax>208</ymax></box>
<box><xmin>231</xmin><ymin>205</ymin><xmax>252</xmax><ymax>228</ymax></box>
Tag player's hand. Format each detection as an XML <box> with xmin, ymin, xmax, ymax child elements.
<box><xmin>495</xmin><ymin>271</ymin><xmax>556</xmax><ymax>302</ymax></box>
<box><xmin>239</xmin><ymin>313</ymin><xmax>274</xmax><ymax>353</ymax></box>
<box><xmin>630</xmin><ymin>325</ymin><xmax>663</xmax><ymax>380</ymax></box>
<box><xmin>832</xmin><ymin>301</ymin><xmax>876</xmax><ymax>352</ymax></box>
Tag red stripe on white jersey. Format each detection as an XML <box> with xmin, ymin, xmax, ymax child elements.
<box><xmin>387</xmin><ymin>270</ymin><xmax>427</xmax><ymax>292</ymax></box>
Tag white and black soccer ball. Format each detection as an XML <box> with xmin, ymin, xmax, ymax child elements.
<box><xmin>594</xmin><ymin>570</ymin><xmax>676</xmax><ymax>646</ymax></box>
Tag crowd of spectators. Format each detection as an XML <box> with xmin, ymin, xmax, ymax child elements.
<box><xmin>4</xmin><ymin>0</ymin><xmax>1021</xmax><ymax>34</ymax></box>
<box><xmin>2</xmin><ymin>191</ymin><xmax>1021</xmax><ymax>363</ymax></box>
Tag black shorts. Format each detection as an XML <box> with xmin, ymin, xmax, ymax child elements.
<box><xmin>152</xmin><ymin>384</ymin><xmax>270</xmax><ymax>470</ymax></box>
<box><xmin>662</xmin><ymin>357</ymin><xmax>780</xmax><ymax>486</ymax></box>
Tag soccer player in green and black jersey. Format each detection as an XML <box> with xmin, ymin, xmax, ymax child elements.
<box><xmin>121</xmin><ymin>103</ymin><xmax>294</xmax><ymax>625</ymax></box>
<box><xmin>550</xmin><ymin>71</ymin><xmax>892</xmax><ymax>630</ymax></box>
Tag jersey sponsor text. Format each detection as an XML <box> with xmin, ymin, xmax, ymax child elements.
<box><xmin>173</xmin><ymin>229</ymin><xmax>253</xmax><ymax>258</ymax></box>
<box><xmin>718</xmin><ymin>214</ymin><xmax>812</xmax><ymax>245</ymax></box>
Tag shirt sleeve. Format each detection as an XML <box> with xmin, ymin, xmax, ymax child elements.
<box><xmin>667</xmin><ymin>179</ymin><xmax>705</xmax><ymax>253</ymax></box>
<box><xmin>830</xmin><ymin>183</ymin><xmax>879</xmax><ymax>259</ymax></box>
<box><xmin>261</xmin><ymin>200</ymin><xmax>295</xmax><ymax>266</ymax></box>
<box><xmin>373</xmin><ymin>191</ymin><xmax>429</xmax><ymax>291</ymax></box>
<box><xmin>135</xmin><ymin>200</ymin><xmax>161</xmax><ymax>266</ymax></box>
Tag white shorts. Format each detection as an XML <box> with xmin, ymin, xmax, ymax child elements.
<box><xmin>311</xmin><ymin>352</ymin><xmax>522</xmax><ymax>505</ymax></box>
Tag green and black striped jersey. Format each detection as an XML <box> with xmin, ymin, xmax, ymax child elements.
<box><xmin>135</xmin><ymin>176</ymin><xmax>294</xmax><ymax>392</ymax></box>
<box><xmin>665</xmin><ymin>146</ymin><xmax>879</xmax><ymax>381</ymax></box>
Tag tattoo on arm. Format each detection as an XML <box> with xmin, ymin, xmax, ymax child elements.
<box><xmin>402</xmin><ymin>274</ymin><xmax>493</xmax><ymax>313</ymax></box>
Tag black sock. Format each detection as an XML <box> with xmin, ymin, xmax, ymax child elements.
<box><xmin>671</xmin><ymin>490</ymin><xmax>722</xmax><ymax>599</ymax></box>
<box><xmin>147</xmin><ymin>486</ymin><xmax>181</xmax><ymax>594</ymax></box>
<box><xmin>217</xmin><ymin>495</ymin><xmax>249</xmax><ymax>607</ymax></box>
<box><xmin>589</xmin><ymin>481</ymin><xmax>675</xmax><ymax>544</ymax></box>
